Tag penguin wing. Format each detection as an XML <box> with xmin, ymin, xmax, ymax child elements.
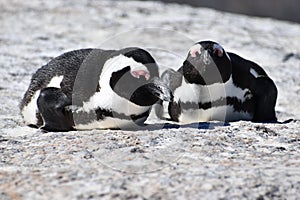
<box><xmin>72</xmin><ymin>49</ymin><xmax>116</xmax><ymax>106</ymax></box>
<box><xmin>228</xmin><ymin>52</ymin><xmax>268</xmax><ymax>77</ymax></box>
<box><xmin>118</xmin><ymin>47</ymin><xmax>160</xmax><ymax>80</ymax></box>
<box><xmin>228</xmin><ymin>52</ymin><xmax>277</xmax><ymax>122</ymax></box>
<box><xmin>20</xmin><ymin>49</ymin><xmax>95</xmax><ymax>111</ymax></box>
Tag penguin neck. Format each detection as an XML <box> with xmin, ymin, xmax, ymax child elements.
<box><xmin>181</xmin><ymin>59</ymin><xmax>232</xmax><ymax>85</ymax></box>
<box><xmin>181</xmin><ymin>61</ymin><xmax>206</xmax><ymax>85</ymax></box>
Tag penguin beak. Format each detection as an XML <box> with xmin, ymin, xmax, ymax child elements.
<box><xmin>202</xmin><ymin>50</ymin><xmax>211</xmax><ymax>65</ymax></box>
<box><xmin>146</xmin><ymin>77</ymin><xmax>173</xmax><ymax>102</ymax></box>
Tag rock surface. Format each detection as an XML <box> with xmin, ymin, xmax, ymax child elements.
<box><xmin>0</xmin><ymin>0</ymin><xmax>300</xmax><ymax>199</ymax></box>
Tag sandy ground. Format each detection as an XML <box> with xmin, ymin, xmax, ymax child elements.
<box><xmin>0</xmin><ymin>0</ymin><xmax>300</xmax><ymax>199</ymax></box>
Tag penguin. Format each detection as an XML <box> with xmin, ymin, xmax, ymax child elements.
<box><xmin>20</xmin><ymin>47</ymin><xmax>172</xmax><ymax>131</ymax></box>
<box><xmin>159</xmin><ymin>40</ymin><xmax>277</xmax><ymax>124</ymax></box>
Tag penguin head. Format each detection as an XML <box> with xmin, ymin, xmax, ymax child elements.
<box><xmin>104</xmin><ymin>48</ymin><xmax>171</xmax><ymax>106</ymax></box>
<box><xmin>183</xmin><ymin>41</ymin><xmax>232</xmax><ymax>85</ymax></box>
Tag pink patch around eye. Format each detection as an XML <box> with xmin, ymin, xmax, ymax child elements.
<box><xmin>131</xmin><ymin>70</ymin><xmax>150</xmax><ymax>80</ymax></box>
<box><xmin>214</xmin><ymin>48</ymin><xmax>223</xmax><ymax>57</ymax></box>
<box><xmin>190</xmin><ymin>49</ymin><xmax>201</xmax><ymax>57</ymax></box>
<box><xmin>189</xmin><ymin>45</ymin><xmax>202</xmax><ymax>57</ymax></box>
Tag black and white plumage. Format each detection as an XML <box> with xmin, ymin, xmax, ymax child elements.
<box><xmin>160</xmin><ymin>41</ymin><xmax>277</xmax><ymax>124</ymax></box>
<box><xmin>20</xmin><ymin>47</ymin><xmax>172</xmax><ymax>131</ymax></box>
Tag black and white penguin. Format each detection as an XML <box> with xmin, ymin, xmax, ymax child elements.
<box><xmin>160</xmin><ymin>41</ymin><xmax>277</xmax><ymax>124</ymax></box>
<box><xmin>20</xmin><ymin>47</ymin><xmax>172</xmax><ymax>131</ymax></box>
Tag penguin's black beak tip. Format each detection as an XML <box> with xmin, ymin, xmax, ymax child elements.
<box><xmin>149</xmin><ymin>77</ymin><xmax>173</xmax><ymax>102</ymax></box>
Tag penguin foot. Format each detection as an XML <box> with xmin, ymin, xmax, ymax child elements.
<box><xmin>37</xmin><ymin>87</ymin><xmax>74</xmax><ymax>132</ymax></box>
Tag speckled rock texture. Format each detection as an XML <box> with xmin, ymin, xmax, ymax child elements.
<box><xmin>0</xmin><ymin>0</ymin><xmax>299</xmax><ymax>199</ymax></box>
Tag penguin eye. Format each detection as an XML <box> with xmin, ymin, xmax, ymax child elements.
<box><xmin>189</xmin><ymin>44</ymin><xmax>202</xmax><ymax>57</ymax></box>
<box><xmin>213</xmin><ymin>45</ymin><xmax>224</xmax><ymax>57</ymax></box>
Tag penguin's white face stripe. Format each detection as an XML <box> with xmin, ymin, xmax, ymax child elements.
<box><xmin>80</xmin><ymin>54</ymin><xmax>150</xmax><ymax>116</ymax></box>
<box><xmin>250</xmin><ymin>68</ymin><xmax>259</xmax><ymax>78</ymax></box>
<box><xmin>100</xmin><ymin>54</ymin><xmax>150</xmax><ymax>82</ymax></box>
<box><xmin>47</xmin><ymin>75</ymin><xmax>64</xmax><ymax>88</ymax></box>
<box><xmin>21</xmin><ymin>75</ymin><xmax>64</xmax><ymax>125</ymax></box>
<box><xmin>174</xmin><ymin>77</ymin><xmax>251</xmax><ymax>104</ymax></box>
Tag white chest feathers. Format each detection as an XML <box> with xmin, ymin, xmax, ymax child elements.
<box><xmin>74</xmin><ymin>86</ymin><xmax>150</xmax><ymax>130</ymax></box>
<box><xmin>173</xmin><ymin>77</ymin><xmax>253</xmax><ymax>123</ymax></box>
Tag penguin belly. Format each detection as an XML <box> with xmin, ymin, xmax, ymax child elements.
<box><xmin>171</xmin><ymin>77</ymin><xmax>254</xmax><ymax>124</ymax></box>
<box><xmin>72</xmin><ymin>88</ymin><xmax>151</xmax><ymax>130</ymax></box>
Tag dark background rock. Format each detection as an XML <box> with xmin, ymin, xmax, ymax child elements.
<box><xmin>147</xmin><ymin>0</ymin><xmax>300</xmax><ymax>23</ymax></box>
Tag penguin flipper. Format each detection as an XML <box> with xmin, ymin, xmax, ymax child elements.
<box><xmin>252</xmin><ymin>76</ymin><xmax>278</xmax><ymax>122</ymax></box>
<box><xmin>37</xmin><ymin>87</ymin><xmax>75</xmax><ymax>132</ymax></box>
